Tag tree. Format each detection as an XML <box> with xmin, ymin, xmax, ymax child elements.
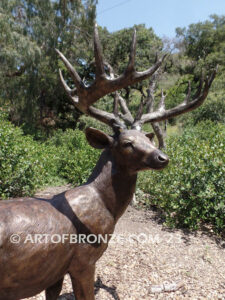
<box><xmin>174</xmin><ymin>15</ymin><xmax>225</xmax><ymax>126</ymax></box>
<box><xmin>176</xmin><ymin>15</ymin><xmax>225</xmax><ymax>73</ymax></box>
<box><xmin>0</xmin><ymin>0</ymin><xmax>97</xmax><ymax>135</ymax></box>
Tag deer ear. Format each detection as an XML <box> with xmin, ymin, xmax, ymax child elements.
<box><xmin>85</xmin><ymin>127</ymin><xmax>113</xmax><ymax>149</ymax></box>
<box><xmin>145</xmin><ymin>132</ymin><xmax>155</xmax><ymax>142</ymax></box>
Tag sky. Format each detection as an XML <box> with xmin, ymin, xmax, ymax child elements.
<box><xmin>96</xmin><ymin>0</ymin><xmax>225</xmax><ymax>38</ymax></box>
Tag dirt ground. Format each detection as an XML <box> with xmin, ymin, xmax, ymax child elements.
<box><xmin>25</xmin><ymin>186</ymin><xmax>225</xmax><ymax>300</ymax></box>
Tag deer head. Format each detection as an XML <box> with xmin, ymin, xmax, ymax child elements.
<box><xmin>56</xmin><ymin>24</ymin><xmax>217</xmax><ymax>169</ymax></box>
<box><xmin>85</xmin><ymin>127</ymin><xmax>169</xmax><ymax>174</ymax></box>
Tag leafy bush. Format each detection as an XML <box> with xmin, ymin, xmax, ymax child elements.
<box><xmin>179</xmin><ymin>72</ymin><xmax>225</xmax><ymax>127</ymax></box>
<box><xmin>182</xmin><ymin>94</ymin><xmax>225</xmax><ymax>126</ymax></box>
<box><xmin>47</xmin><ymin>129</ymin><xmax>99</xmax><ymax>185</ymax></box>
<box><xmin>138</xmin><ymin>121</ymin><xmax>225</xmax><ymax>232</ymax></box>
<box><xmin>0</xmin><ymin>112</ymin><xmax>100</xmax><ymax>199</ymax></box>
<box><xmin>0</xmin><ymin>117</ymin><xmax>61</xmax><ymax>198</ymax></box>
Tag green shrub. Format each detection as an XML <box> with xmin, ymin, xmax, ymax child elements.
<box><xmin>183</xmin><ymin>97</ymin><xmax>225</xmax><ymax>126</ymax></box>
<box><xmin>0</xmin><ymin>110</ymin><xmax>100</xmax><ymax>199</ymax></box>
<box><xmin>48</xmin><ymin>129</ymin><xmax>100</xmax><ymax>185</ymax></box>
<box><xmin>0</xmin><ymin>108</ymin><xmax>68</xmax><ymax>198</ymax></box>
<box><xmin>181</xmin><ymin>73</ymin><xmax>225</xmax><ymax>127</ymax></box>
<box><xmin>0</xmin><ymin>120</ymin><xmax>53</xmax><ymax>198</ymax></box>
<box><xmin>138</xmin><ymin>121</ymin><xmax>225</xmax><ymax>232</ymax></box>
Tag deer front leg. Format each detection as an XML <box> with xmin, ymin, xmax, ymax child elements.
<box><xmin>69</xmin><ymin>265</ymin><xmax>95</xmax><ymax>300</ymax></box>
<box><xmin>45</xmin><ymin>277</ymin><xmax>64</xmax><ymax>300</ymax></box>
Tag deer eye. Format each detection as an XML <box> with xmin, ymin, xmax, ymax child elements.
<box><xmin>123</xmin><ymin>141</ymin><xmax>133</xmax><ymax>148</ymax></box>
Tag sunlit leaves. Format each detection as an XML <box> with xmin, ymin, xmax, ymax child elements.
<box><xmin>138</xmin><ymin>121</ymin><xmax>225</xmax><ymax>233</ymax></box>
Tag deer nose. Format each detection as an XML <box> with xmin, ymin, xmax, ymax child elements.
<box><xmin>156</xmin><ymin>151</ymin><xmax>169</xmax><ymax>165</ymax></box>
<box><xmin>157</xmin><ymin>153</ymin><xmax>169</xmax><ymax>163</ymax></box>
<box><xmin>144</xmin><ymin>149</ymin><xmax>169</xmax><ymax>170</ymax></box>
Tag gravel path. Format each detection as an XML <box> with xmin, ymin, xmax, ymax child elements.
<box><xmin>24</xmin><ymin>186</ymin><xmax>225</xmax><ymax>300</ymax></box>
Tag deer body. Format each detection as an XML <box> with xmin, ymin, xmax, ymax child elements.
<box><xmin>0</xmin><ymin>129</ymin><xmax>168</xmax><ymax>300</ymax></box>
<box><xmin>0</xmin><ymin>25</ymin><xmax>216</xmax><ymax>299</ymax></box>
<box><xmin>0</xmin><ymin>190</ymin><xmax>112</xmax><ymax>300</ymax></box>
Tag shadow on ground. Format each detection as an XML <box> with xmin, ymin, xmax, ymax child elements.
<box><xmin>58</xmin><ymin>276</ymin><xmax>120</xmax><ymax>300</ymax></box>
<box><xmin>136</xmin><ymin>203</ymin><xmax>225</xmax><ymax>248</ymax></box>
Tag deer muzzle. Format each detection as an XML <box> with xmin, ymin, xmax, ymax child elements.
<box><xmin>145</xmin><ymin>149</ymin><xmax>169</xmax><ymax>170</ymax></box>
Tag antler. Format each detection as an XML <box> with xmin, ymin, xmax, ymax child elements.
<box><xmin>57</xmin><ymin>24</ymin><xmax>217</xmax><ymax>131</ymax></box>
<box><xmin>56</xmin><ymin>24</ymin><xmax>166</xmax><ymax>129</ymax></box>
<box><xmin>135</xmin><ymin>68</ymin><xmax>218</xmax><ymax>127</ymax></box>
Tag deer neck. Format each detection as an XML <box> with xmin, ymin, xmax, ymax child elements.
<box><xmin>87</xmin><ymin>149</ymin><xmax>137</xmax><ymax>222</ymax></box>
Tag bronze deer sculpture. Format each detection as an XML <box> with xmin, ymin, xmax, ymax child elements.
<box><xmin>0</xmin><ymin>25</ymin><xmax>216</xmax><ymax>300</ymax></box>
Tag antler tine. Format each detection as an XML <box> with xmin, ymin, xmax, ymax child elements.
<box><xmin>208</xmin><ymin>65</ymin><xmax>218</xmax><ymax>86</ymax></box>
<box><xmin>59</xmin><ymin>69</ymin><xmax>78</xmax><ymax>103</ymax></box>
<box><xmin>101</xmin><ymin>61</ymin><xmax>134</xmax><ymax>126</ymax></box>
<box><xmin>116</xmin><ymin>92</ymin><xmax>134</xmax><ymax>126</ymax></box>
<box><xmin>137</xmin><ymin>53</ymin><xmax>167</xmax><ymax>79</ymax></box>
<box><xmin>59</xmin><ymin>69</ymin><xmax>72</xmax><ymax>94</ymax></box>
<box><xmin>56</xmin><ymin>49</ymin><xmax>82</xmax><ymax>89</ymax></box>
<box><xmin>193</xmin><ymin>66</ymin><xmax>217</xmax><ymax>100</ymax></box>
<box><xmin>132</xmin><ymin>71</ymin><xmax>159</xmax><ymax>129</ymax></box>
<box><xmin>145</xmin><ymin>78</ymin><xmax>157</xmax><ymax>114</ymax></box>
<box><xmin>94</xmin><ymin>23</ymin><xmax>105</xmax><ymax>78</ymax></box>
<box><xmin>198</xmin><ymin>67</ymin><xmax>217</xmax><ymax>100</ymax></box>
<box><xmin>193</xmin><ymin>76</ymin><xmax>203</xmax><ymax>99</ymax></box>
<box><xmin>139</xmin><ymin>67</ymin><xmax>218</xmax><ymax>124</ymax></box>
<box><xmin>88</xmin><ymin>106</ymin><xmax>126</xmax><ymax>130</ymax></box>
<box><xmin>158</xmin><ymin>89</ymin><xmax>166</xmax><ymax>110</ymax></box>
<box><xmin>104</xmin><ymin>61</ymin><xmax>115</xmax><ymax>79</ymax></box>
<box><xmin>134</xmin><ymin>95</ymin><xmax>146</xmax><ymax>123</ymax></box>
<box><xmin>184</xmin><ymin>81</ymin><xmax>191</xmax><ymax>104</ymax></box>
<box><xmin>113</xmin><ymin>93</ymin><xmax>119</xmax><ymax>116</ymax></box>
<box><xmin>126</xmin><ymin>29</ymin><xmax>137</xmax><ymax>72</ymax></box>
